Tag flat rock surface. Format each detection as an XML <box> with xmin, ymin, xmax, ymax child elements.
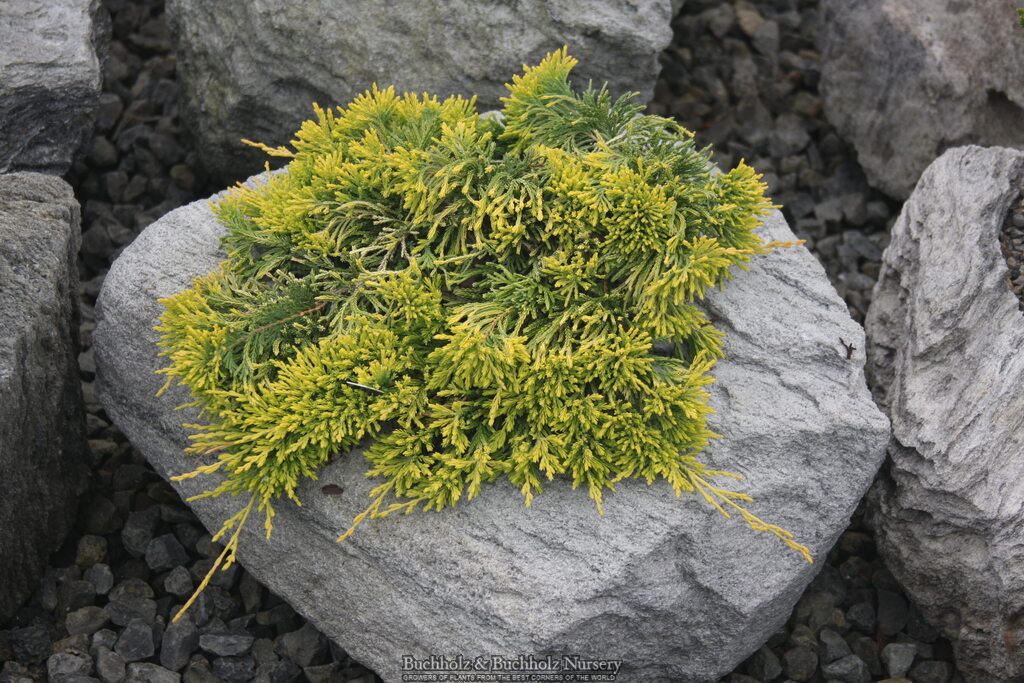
<box><xmin>95</xmin><ymin>174</ymin><xmax>889</xmax><ymax>682</ymax></box>
<box><xmin>820</xmin><ymin>0</ymin><xmax>1024</xmax><ymax>199</ymax></box>
<box><xmin>866</xmin><ymin>145</ymin><xmax>1024</xmax><ymax>682</ymax></box>
<box><xmin>0</xmin><ymin>0</ymin><xmax>106</xmax><ymax>174</ymax></box>
<box><xmin>0</xmin><ymin>173</ymin><xmax>88</xmax><ymax>621</ymax></box>
<box><xmin>165</xmin><ymin>0</ymin><xmax>678</xmax><ymax>184</ymax></box>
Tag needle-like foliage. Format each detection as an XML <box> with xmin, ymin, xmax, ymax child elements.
<box><xmin>156</xmin><ymin>49</ymin><xmax>810</xmax><ymax>622</ymax></box>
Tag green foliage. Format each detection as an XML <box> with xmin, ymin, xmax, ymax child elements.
<box><xmin>156</xmin><ymin>49</ymin><xmax>810</xmax><ymax>621</ymax></box>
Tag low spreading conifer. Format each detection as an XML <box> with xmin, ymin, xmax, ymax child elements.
<box><xmin>156</xmin><ymin>49</ymin><xmax>810</xmax><ymax>622</ymax></box>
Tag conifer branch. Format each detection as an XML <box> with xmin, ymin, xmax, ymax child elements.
<box><xmin>156</xmin><ymin>49</ymin><xmax>811</xmax><ymax>620</ymax></box>
<box><xmin>172</xmin><ymin>495</ymin><xmax>256</xmax><ymax>623</ymax></box>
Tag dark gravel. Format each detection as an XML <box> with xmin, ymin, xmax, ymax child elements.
<box><xmin>1000</xmin><ymin>189</ymin><xmax>1024</xmax><ymax>311</ymax></box>
<box><xmin>0</xmin><ymin>0</ymin><xmax>976</xmax><ymax>682</ymax></box>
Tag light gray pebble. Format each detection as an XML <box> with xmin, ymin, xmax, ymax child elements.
<box><xmin>199</xmin><ymin>631</ymin><xmax>255</xmax><ymax>657</ymax></box>
<box><xmin>770</xmin><ymin>114</ymin><xmax>811</xmax><ymax>157</ymax></box>
<box><xmin>161</xmin><ymin>619</ymin><xmax>199</xmax><ymax>672</ymax></box>
<box><xmin>735</xmin><ymin>1</ymin><xmax>764</xmax><ymax>37</ymax></box>
<box><xmin>744</xmin><ymin>644</ymin><xmax>782</xmax><ymax>680</ymax></box>
<box><xmin>146</xmin><ymin>533</ymin><xmax>190</xmax><ymax>572</ymax></box>
<box><xmin>822</xmin><ymin>654</ymin><xmax>870</xmax><ymax>683</ymax></box>
<box><xmin>267</xmin><ymin>658</ymin><xmax>303</xmax><ymax>682</ymax></box>
<box><xmin>83</xmin><ymin>565</ymin><xmax>114</xmax><ymax>602</ymax></box>
<box><xmin>95</xmin><ymin>646</ymin><xmax>127</xmax><ymax>683</ymax></box>
<box><xmin>704</xmin><ymin>4</ymin><xmax>735</xmax><ymax>38</ymax></box>
<box><xmin>882</xmin><ymin>642</ymin><xmax>917</xmax><ymax>678</ymax></box>
<box><xmin>910</xmin><ymin>659</ymin><xmax>953</xmax><ymax>683</ymax></box>
<box><xmin>66</xmin><ymin>606</ymin><xmax>110</xmax><ymax>636</ymax></box>
<box><xmin>182</xmin><ymin>660</ymin><xmax>219</xmax><ymax>683</ymax></box>
<box><xmin>877</xmin><ymin>589</ymin><xmax>909</xmax><ymax>636</ymax></box>
<box><xmin>814</xmin><ymin>197</ymin><xmax>844</xmax><ymax>224</ymax></box>
<box><xmin>121</xmin><ymin>507</ymin><xmax>160</xmax><ymax>557</ymax></box>
<box><xmin>47</xmin><ymin>651</ymin><xmax>94</xmax><ymax>679</ymax></box>
<box><xmin>164</xmin><ymin>566</ymin><xmax>194</xmax><ymax>597</ymax></box>
<box><xmin>782</xmin><ymin>645</ymin><xmax>817</xmax><ymax>681</ymax></box>
<box><xmin>850</xmin><ymin>636</ymin><xmax>882</xmax><ymax>676</ymax></box>
<box><xmin>752</xmin><ymin>20</ymin><xmax>780</xmax><ymax>56</ymax></box>
<box><xmin>838</xmin><ymin>272</ymin><xmax>876</xmax><ymax>292</ymax></box>
<box><xmin>193</xmin><ymin>534</ymin><xmax>224</xmax><ymax>559</ymax></box>
<box><xmin>109</xmin><ymin>578</ymin><xmax>154</xmax><ymax>602</ymax></box>
<box><xmin>303</xmin><ymin>662</ymin><xmax>340</xmax><ymax>683</ymax></box>
<box><xmin>251</xmin><ymin>638</ymin><xmax>278</xmax><ymax>666</ymax></box>
<box><xmin>59</xmin><ymin>579</ymin><xmax>97</xmax><ymax>615</ymax></box>
<box><xmin>107</xmin><ymin>594</ymin><xmax>157</xmax><ymax>627</ymax></box>
<box><xmin>845</xmin><ymin>602</ymin><xmax>875</xmax><ymax>634</ymax></box>
<box><xmin>840</xmin><ymin>193</ymin><xmax>867</xmax><ymax>226</ymax></box>
<box><xmin>275</xmin><ymin>622</ymin><xmax>328</xmax><ymax>668</ymax></box>
<box><xmin>843</xmin><ymin>231</ymin><xmax>883</xmax><ymax>261</ymax></box>
<box><xmin>76</xmin><ymin>535</ymin><xmax>108</xmax><ymax>567</ymax></box>
<box><xmin>115</xmin><ymin>619</ymin><xmax>155</xmax><ymax>662</ymax></box>
<box><xmin>211</xmin><ymin>653</ymin><xmax>257</xmax><ymax>682</ymax></box>
<box><xmin>819</xmin><ymin>628</ymin><xmax>852</xmax><ymax>664</ymax></box>
<box><xmin>91</xmin><ymin>628</ymin><xmax>119</xmax><ymax>653</ymax></box>
<box><xmin>125</xmin><ymin>662</ymin><xmax>180</xmax><ymax>683</ymax></box>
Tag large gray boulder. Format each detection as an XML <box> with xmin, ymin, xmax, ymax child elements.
<box><xmin>0</xmin><ymin>173</ymin><xmax>88</xmax><ymax>622</ymax></box>
<box><xmin>165</xmin><ymin>0</ymin><xmax>680</xmax><ymax>184</ymax></box>
<box><xmin>95</xmin><ymin>174</ymin><xmax>888</xmax><ymax>682</ymax></box>
<box><xmin>820</xmin><ymin>0</ymin><xmax>1024</xmax><ymax>200</ymax></box>
<box><xmin>0</xmin><ymin>0</ymin><xmax>107</xmax><ymax>175</ymax></box>
<box><xmin>865</xmin><ymin>145</ymin><xmax>1024</xmax><ymax>682</ymax></box>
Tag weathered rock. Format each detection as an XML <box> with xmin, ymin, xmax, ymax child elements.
<box><xmin>125</xmin><ymin>662</ymin><xmax>180</xmax><ymax>683</ymax></box>
<box><xmin>820</xmin><ymin>0</ymin><xmax>1024</xmax><ymax>199</ymax></box>
<box><xmin>95</xmin><ymin>171</ymin><xmax>888</xmax><ymax>681</ymax></box>
<box><xmin>199</xmin><ymin>632</ymin><xmax>254</xmax><ymax>658</ymax></box>
<box><xmin>94</xmin><ymin>645</ymin><xmax>126</xmax><ymax>683</ymax></box>
<box><xmin>0</xmin><ymin>0</ymin><xmax>107</xmax><ymax>174</ymax></box>
<box><xmin>165</xmin><ymin>0</ymin><xmax>678</xmax><ymax>183</ymax></box>
<box><xmin>66</xmin><ymin>606</ymin><xmax>110</xmax><ymax>636</ymax></box>
<box><xmin>47</xmin><ymin>651</ymin><xmax>93</xmax><ymax>679</ymax></box>
<box><xmin>160</xmin><ymin>620</ymin><xmax>199</xmax><ymax>672</ymax></box>
<box><xmin>0</xmin><ymin>173</ymin><xmax>88</xmax><ymax>622</ymax></box>
<box><xmin>882</xmin><ymin>642</ymin><xmax>916</xmax><ymax>679</ymax></box>
<box><xmin>115</xmin><ymin>619</ymin><xmax>155</xmax><ymax>663</ymax></box>
<box><xmin>865</xmin><ymin>145</ymin><xmax>1024</xmax><ymax>681</ymax></box>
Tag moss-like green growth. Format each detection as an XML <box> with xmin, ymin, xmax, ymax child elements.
<box><xmin>157</xmin><ymin>49</ymin><xmax>809</xmax><ymax>621</ymax></box>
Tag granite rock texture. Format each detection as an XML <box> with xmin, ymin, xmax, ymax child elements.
<box><xmin>0</xmin><ymin>173</ymin><xmax>88</xmax><ymax>621</ymax></box>
<box><xmin>0</xmin><ymin>0</ymin><xmax>107</xmax><ymax>174</ymax></box>
<box><xmin>820</xmin><ymin>0</ymin><xmax>1024</xmax><ymax>199</ymax></box>
<box><xmin>165</xmin><ymin>0</ymin><xmax>678</xmax><ymax>184</ymax></box>
<box><xmin>95</xmin><ymin>172</ymin><xmax>889</xmax><ymax>682</ymax></box>
<box><xmin>866</xmin><ymin>145</ymin><xmax>1024</xmax><ymax>682</ymax></box>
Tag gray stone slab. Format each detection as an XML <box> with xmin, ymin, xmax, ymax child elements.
<box><xmin>95</xmin><ymin>173</ymin><xmax>888</xmax><ymax>681</ymax></box>
<box><xmin>820</xmin><ymin>0</ymin><xmax>1024</xmax><ymax>199</ymax></box>
<box><xmin>0</xmin><ymin>0</ymin><xmax>107</xmax><ymax>175</ymax></box>
<box><xmin>0</xmin><ymin>172</ymin><xmax>88</xmax><ymax>621</ymax></box>
<box><xmin>866</xmin><ymin>145</ymin><xmax>1024</xmax><ymax>682</ymax></box>
<box><xmin>165</xmin><ymin>0</ymin><xmax>678</xmax><ymax>183</ymax></box>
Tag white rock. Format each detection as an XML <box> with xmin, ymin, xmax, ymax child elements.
<box><xmin>95</xmin><ymin>174</ymin><xmax>888</xmax><ymax>682</ymax></box>
<box><xmin>866</xmin><ymin>145</ymin><xmax>1024</xmax><ymax>681</ymax></box>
